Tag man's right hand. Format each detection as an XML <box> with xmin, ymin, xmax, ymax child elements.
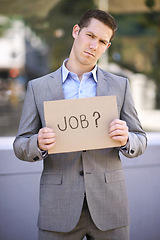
<box><xmin>38</xmin><ymin>127</ymin><xmax>56</xmax><ymax>151</ymax></box>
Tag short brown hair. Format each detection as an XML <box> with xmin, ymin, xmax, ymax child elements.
<box><xmin>78</xmin><ymin>9</ymin><xmax>117</xmax><ymax>41</ymax></box>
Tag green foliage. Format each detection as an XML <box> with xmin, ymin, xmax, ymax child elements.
<box><xmin>113</xmin><ymin>12</ymin><xmax>159</xmax><ymax>37</ymax></box>
<box><xmin>56</xmin><ymin>0</ymin><xmax>96</xmax><ymax>17</ymax></box>
<box><xmin>145</xmin><ymin>0</ymin><xmax>155</xmax><ymax>9</ymax></box>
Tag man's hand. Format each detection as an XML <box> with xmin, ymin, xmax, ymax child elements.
<box><xmin>109</xmin><ymin>119</ymin><xmax>129</xmax><ymax>146</ymax></box>
<box><xmin>38</xmin><ymin>127</ymin><xmax>56</xmax><ymax>151</ymax></box>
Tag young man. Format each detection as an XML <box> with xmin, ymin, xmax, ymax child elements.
<box><xmin>14</xmin><ymin>9</ymin><xmax>147</xmax><ymax>240</ymax></box>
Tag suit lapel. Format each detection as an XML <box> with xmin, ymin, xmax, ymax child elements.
<box><xmin>96</xmin><ymin>67</ymin><xmax>122</xmax><ymax>115</ymax></box>
<box><xmin>46</xmin><ymin>67</ymin><xmax>65</xmax><ymax>101</ymax></box>
<box><xmin>96</xmin><ymin>67</ymin><xmax>111</xmax><ymax>96</ymax></box>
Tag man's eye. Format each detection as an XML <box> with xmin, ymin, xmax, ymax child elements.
<box><xmin>87</xmin><ymin>34</ymin><xmax>93</xmax><ymax>37</ymax></box>
<box><xmin>100</xmin><ymin>40</ymin><xmax>106</xmax><ymax>45</ymax></box>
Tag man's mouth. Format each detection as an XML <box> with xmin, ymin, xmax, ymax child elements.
<box><xmin>84</xmin><ymin>51</ymin><xmax>95</xmax><ymax>57</ymax></box>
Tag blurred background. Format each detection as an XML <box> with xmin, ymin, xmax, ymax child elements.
<box><xmin>0</xmin><ymin>1</ymin><xmax>160</xmax><ymax>240</ymax></box>
<box><xmin>0</xmin><ymin>0</ymin><xmax>160</xmax><ymax>135</ymax></box>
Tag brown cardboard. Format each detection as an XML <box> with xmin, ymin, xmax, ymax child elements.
<box><xmin>44</xmin><ymin>96</ymin><xmax>121</xmax><ymax>154</ymax></box>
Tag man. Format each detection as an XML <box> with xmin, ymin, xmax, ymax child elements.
<box><xmin>14</xmin><ymin>9</ymin><xmax>147</xmax><ymax>240</ymax></box>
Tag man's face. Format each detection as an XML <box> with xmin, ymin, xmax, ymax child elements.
<box><xmin>72</xmin><ymin>18</ymin><xmax>113</xmax><ymax>69</ymax></box>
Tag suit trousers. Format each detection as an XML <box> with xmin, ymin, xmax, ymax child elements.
<box><xmin>38</xmin><ymin>197</ymin><xmax>130</xmax><ymax>240</ymax></box>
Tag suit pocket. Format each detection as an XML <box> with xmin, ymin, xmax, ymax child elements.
<box><xmin>104</xmin><ymin>170</ymin><xmax>125</xmax><ymax>183</ymax></box>
<box><xmin>40</xmin><ymin>173</ymin><xmax>63</xmax><ymax>185</ymax></box>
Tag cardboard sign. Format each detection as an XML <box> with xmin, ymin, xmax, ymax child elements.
<box><xmin>44</xmin><ymin>96</ymin><xmax>121</xmax><ymax>154</ymax></box>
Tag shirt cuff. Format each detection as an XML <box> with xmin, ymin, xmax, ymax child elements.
<box><xmin>38</xmin><ymin>147</ymin><xmax>48</xmax><ymax>159</ymax></box>
<box><xmin>119</xmin><ymin>138</ymin><xmax>130</xmax><ymax>153</ymax></box>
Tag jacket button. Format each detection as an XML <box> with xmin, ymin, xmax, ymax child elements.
<box><xmin>79</xmin><ymin>171</ymin><xmax>84</xmax><ymax>176</ymax></box>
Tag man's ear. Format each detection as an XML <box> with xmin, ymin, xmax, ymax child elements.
<box><xmin>107</xmin><ymin>42</ymin><xmax>111</xmax><ymax>49</ymax></box>
<box><xmin>102</xmin><ymin>42</ymin><xmax>111</xmax><ymax>54</ymax></box>
<box><xmin>72</xmin><ymin>24</ymin><xmax>80</xmax><ymax>39</ymax></box>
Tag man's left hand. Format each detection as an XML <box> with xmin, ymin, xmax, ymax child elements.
<box><xmin>109</xmin><ymin>119</ymin><xmax>129</xmax><ymax>146</ymax></box>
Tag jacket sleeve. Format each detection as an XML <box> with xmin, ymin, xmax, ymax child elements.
<box><xmin>13</xmin><ymin>81</ymin><xmax>44</xmax><ymax>162</ymax></box>
<box><xmin>119</xmin><ymin>78</ymin><xmax>147</xmax><ymax>158</ymax></box>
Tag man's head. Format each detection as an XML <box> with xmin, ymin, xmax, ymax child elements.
<box><xmin>78</xmin><ymin>9</ymin><xmax>117</xmax><ymax>42</ymax></box>
<box><xmin>67</xmin><ymin>9</ymin><xmax>117</xmax><ymax>75</ymax></box>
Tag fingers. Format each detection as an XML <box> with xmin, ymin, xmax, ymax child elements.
<box><xmin>38</xmin><ymin>127</ymin><xmax>56</xmax><ymax>151</ymax></box>
<box><xmin>109</xmin><ymin>119</ymin><xmax>129</xmax><ymax>146</ymax></box>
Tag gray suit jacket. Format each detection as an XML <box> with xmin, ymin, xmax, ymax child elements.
<box><xmin>13</xmin><ymin>67</ymin><xmax>147</xmax><ymax>232</ymax></box>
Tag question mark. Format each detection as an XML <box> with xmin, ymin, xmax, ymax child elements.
<box><xmin>93</xmin><ymin>111</ymin><xmax>101</xmax><ymax>127</ymax></box>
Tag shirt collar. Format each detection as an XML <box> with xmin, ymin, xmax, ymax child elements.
<box><xmin>62</xmin><ymin>58</ymin><xmax>98</xmax><ymax>83</ymax></box>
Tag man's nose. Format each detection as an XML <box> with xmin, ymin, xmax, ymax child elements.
<box><xmin>90</xmin><ymin>39</ymin><xmax>98</xmax><ymax>50</ymax></box>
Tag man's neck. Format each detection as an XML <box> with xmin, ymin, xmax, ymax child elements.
<box><xmin>66</xmin><ymin>58</ymin><xmax>95</xmax><ymax>81</ymax></box>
